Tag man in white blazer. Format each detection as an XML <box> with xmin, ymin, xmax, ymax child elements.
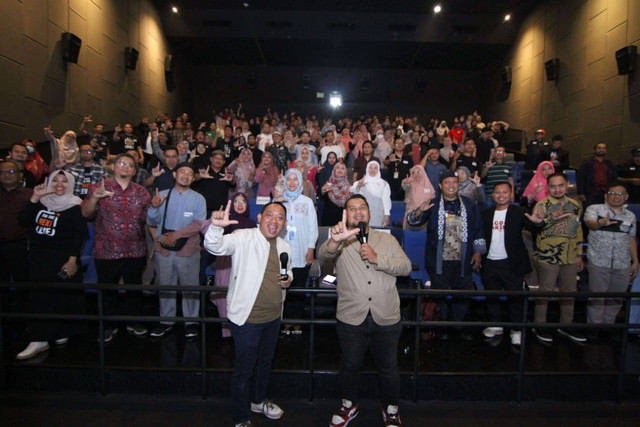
<box><xmin>205</xmin><ymin>201</ymin><xmax>292</xmax><ymax>427</ymax></box>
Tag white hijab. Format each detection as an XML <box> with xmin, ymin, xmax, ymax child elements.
<box><xmin>40</xmin><ymin>169</ymin><xmax>83</xmax><ymax>212</ymax></box>
<box><xmin>363</xmin><ymin>160</ymin><xmax>387</xmax><ymax>198</ymax></box>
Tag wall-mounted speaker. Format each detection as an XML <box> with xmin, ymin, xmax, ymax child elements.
<box><xmin>125</xmin><ymin>47</ymin><xmax>139</xmax><ymax>70</ymax></box>
<box><xmin>616</xmin><ymin>45</ymin><xmax>637</xmax><ymax>75</ymax></box>
<box><xmin>545</xmin><ymin>58</ymin><xmax>560</xmax><ymax>80</ymax></box>
<box><xmin>61</xmin><ymin>32</ymin><xmax>82</xmax><ymax>63</ymax></box>
<box><xmin>416</xmin><ymin>77</ymin><xmax>427</xmax><ymax>92</ymax></box>
<box><xmin>302</xmin><ymin>74</ymin><xmax>311</xmax><ymax>90</ymax></box>
<box><xmin>501</xmin><ymin>66</ymin><xmax>512</xmax><ymax>84</ymax></box>
<box><xmin>164</xmin><ymin>55</ymin><xmax>174</xmax><ymax>74</ymax></box>
<box><xmin>247</xmin><ymin>73</ymin><xmax>256</xmax><ymax>89</ymax></box>
<box><xmin>360</xmin><ymin>75</ymin><xmax>370</xmax><ymax>91</ymax></box>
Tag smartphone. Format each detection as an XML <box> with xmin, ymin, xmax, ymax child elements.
<box><xmin>57</xmin><ymin>269</ymin><xmax>69</xmax><ymax>280</ymax></box>
<box><xmin>322</xmin><ymin>274</ymin><xmax>337</xmax><ymax>285</ymax></box>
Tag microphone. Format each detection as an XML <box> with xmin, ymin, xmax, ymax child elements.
<box><xmin>279</xmin><ymin>252</ymin><xmax>289</xmax><ymax>279</ymax></box>
<box><xmin>357</xmin><ymin>221</ymin><xmax>367</xmax><ymax>244</ymax></box>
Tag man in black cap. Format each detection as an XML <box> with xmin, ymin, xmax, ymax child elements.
<box><xmin>406</xmin><ymin>170</ymin><xmax>486</xmax><ymax>341</ymax></box>
<box><xmin>617</xmin><ymin>147</ymin><xmax>640</xmax><ymax>204</ymax></box>
<box><xmin>147</xmin><ymin>162</ymin><xmax>207</xmax><ymax>339</ymax></box>
<box><xmin>539</xmin><ymin>135</ymin><xmax>570</xmax><ymax>171</ymax></box>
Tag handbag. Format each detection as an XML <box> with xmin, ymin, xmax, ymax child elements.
<box><xmin>158</xmin><ymin>188</ymin><xmax>189</xmax><ymax>251</ymax></box>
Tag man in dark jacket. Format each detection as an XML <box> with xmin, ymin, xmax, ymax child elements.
<box><xmin>406</xmin><ymin>170</ymin><xmax>486</xmax><ymax>341</ymax></box>
<box><xmin>538</xmin><ymin>135</ymin><xmax>570</xmax><ymax>171</ymax></box>
<box><xmin>577</xmin><ymin>142</ymin><xmax>616</xmax><ymax>210</ymax></box>
<box><xmin>481</xmin><ymin>181</ymin><xmax>535</xmax><ymax>346</ymax></box>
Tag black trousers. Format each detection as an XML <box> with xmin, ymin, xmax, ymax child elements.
<box><xmin>283</xmin><ymin>265</ymin><xmax>311</xmax><ymax>322</ymax></box>
<box><xmin>482</xmin><ymin>259</ymin><xmax>525</xmax><ymax>329</ymax></box>
<box><xmin>428</xmin><ymin>260</ymin><xmax>473</xmax><ymax>323</ymax></box>
<box><xmin>0</xmin><ymin>239</ymin><xmax>30</xmax><ymax>315</ymax></box>
<box><xmin>336</xmin><ymin>315</ymin><xmax>401</xmax><ymax>406</ymax></box>
<box><xmin>95</xmin><ymin>257</ymin><xmax>146</xmax><ymax>329</ymax></box>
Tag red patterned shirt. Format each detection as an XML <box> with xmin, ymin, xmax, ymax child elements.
<box><xmin>83</xmin><ymin>179</ymin><xmax>151</xmax><ymax>259</ymax></box>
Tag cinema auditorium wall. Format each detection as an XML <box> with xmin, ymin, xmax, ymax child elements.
<box><xmin>0</xmin><ymin>0</ymin><xmax>187</xmax><ymax>149</ymax></box>
<box><xmin>483</xmin><ymin>0</ymin><xmax>640</xmax><ymax>165</ymax></box>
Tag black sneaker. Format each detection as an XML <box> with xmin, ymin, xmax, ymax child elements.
<box><xmin>532</xmin><ymin>328</ymin><xmax>553</xmax><ymax>344</ymax></box>
<box><xmin>150</xmin><ymin>324</ymin><xmax>173</xmax><ymax>338</ymax></box>
<box><xmin>557</xmin><ymin>328</ymin><xmax>587</xmax><ymax>343</ymax></box>
<box><xmin>126</xmin><ymin>324</ymin><xmax>148</xmax><ymax>336</ymax></box>
<box><xmin>98</xmin><ymin>328</ymin><xmax>118</xmax><ymax>343</ymax></box>
<box><xmin>185</xmin><ymin>325</ymin><xmax>199</xmax><ymax>339</ymax></box>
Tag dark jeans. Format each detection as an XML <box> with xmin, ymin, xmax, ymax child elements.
<box><xmin>230</xmin><ymin>317</ymin><xmax>281</xmax><ymax>424</ymax></box>
<box><xmin>428</xmin><ymin>260</ymin><xmax>473</xmax><ymax>323</ymax></box>
<box><xmin>95</xmin><ymin>257</ymin><xmax>146</xmax><ymax>329</ymax></box>
<box><xmin>283</xmin><ymin>265</ymin><xmax>311</xmax><ymax>322</ymax></box>
<box><xmin>482</xmin><ymin>259</ymin><xmax>525</xmax><ymax>329</ymax></box>
<box><xmin>0</xmin><ymin>239</ymin><xmax>30</xmax><ymax>314</ymax></box>
<box><xmin>336</xmin><ymin>315</ymin><xmax>402</xmax><ymax>406</ymax></box>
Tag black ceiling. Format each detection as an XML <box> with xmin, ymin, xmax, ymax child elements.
<box><xmin>154</xmin><ymin>0</ymin><xmax>541</xmax><ymax>70</ymax></box>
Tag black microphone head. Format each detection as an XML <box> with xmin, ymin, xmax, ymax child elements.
<box><xmin>357</xmin><ymin>221</ymin><xmax>367</xmax><ymax>243</ymax></box>
<box><xmin>279</xmin><ymin>252</ymin><xmax>289</xmax><ymax>268</ymax></box>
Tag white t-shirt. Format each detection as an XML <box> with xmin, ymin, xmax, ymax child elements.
<box><xmin>257</xmin><ymin>133</ymin><xmax>273</xmax><ymax>151</ymax></box>
<box><xmin>487</xmin><ymin>209</ymin><xmax>508</xmax><ymax>260</ymax></box>
<box><xmin>319</xmin><ymin>145</ymin><xmax>345</xmax><ymax>164</ymax></box>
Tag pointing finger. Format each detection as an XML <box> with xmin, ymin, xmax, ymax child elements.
<box><xmin>224</xmin><ymin>200</ymin><xmax>232</xmax><ymax>215</ymax></box>
<box><xmin>341</xmin><ymin>209</ymin><xmax>347</xmax><ymax>227</ymax></box>
<box><xmin>155</xmin><ymin>188</ymin><xmax>159</xmax><ymax>198</ymax></box>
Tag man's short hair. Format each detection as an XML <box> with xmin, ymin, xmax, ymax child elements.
<box><xmin>546</xmin><ymin>172</ymin><xmax>568</xmax><ymax>183</ymax></box>
<box><xmin>493</xmin><ymin>181</ymin><xmax>513</xmax><ymax>191</ymax></box>
<box><xmin>551</xmin><ymin>135</ymin><xmax>563</xmax><ymax>142</ymax></box>
<box><xmin>464</xmin><ymin>138</ymin><xmax>475</xmax><ymax>145</ymax></box>
<box><xmin>594</xmin><ymin>141</ymin><xmax>607</xmax><ymax>149</ymax></box>
<box><xmin>9</xmin><ymin>143</ymin><xmax>27</xmax><ymax>153</ymax></box>
<box><xmin>211</xmin><ymin>149</ymin><xmax>225</xmax><ymax>158</ymax></box>
<box><xmin>164</xmin><ymin>146</ymin><xmax>179</xmax><ymax>156</ymax></box>
<box><xmin>1</xmin><ymin>159</ymin><xmax>23</xmax><ymax>171</ymax></box>
<box><xmin>345</xmin><ymin>194</ymin><xmax>370</xmax><ymax>210</ymax></box>
<box><xmin>261</xmin><ymin>201</ymin><xmax>287</xmax><ymax>217</ymax></box>
<box><xmin>362</xmin><ymin>140</ymin><xmax>373</xmax><ymax>149</ymax></box>
<box><xmin>301</xmin><ymin>130</ymin><xmax>311</xmax><ymax>137</ymax></box>
<box><xmin>606</xmin><ymin>180</ymin><xmax>627</xmax><ymax>192</ymax></box>
<box><xmin>114</xmin><ymin>153</ymin><xmax>138</xmax><ymax>171</ymax></box>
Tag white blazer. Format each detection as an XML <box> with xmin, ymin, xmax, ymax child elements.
<box><xmin>204</xmin><ymin>225</ymin><xmax>293</xmax><ymax>326</ymax></box>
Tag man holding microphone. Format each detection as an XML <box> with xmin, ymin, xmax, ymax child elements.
<box><xmin>204</xmin><ymin>201</ymin><xmax>292</xmax><ymax>427</ymax></box>
<box><xmin>318</xmin><ymin>194</ymin><xmax>412</xmax><ymax>427</ymax></box>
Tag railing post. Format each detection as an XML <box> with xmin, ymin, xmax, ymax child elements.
<box><xmin>517</xmin><ymin>290</ymin><xmax>529</xmax><ymax>403</ymax></box>
<box><xmin>308</xmin><ymin>286</ymin><xmax>316</xmax><ymax>402</ymax></box>
<box><xmin>616</xmin><ymin>295</ymin><xmax>632</xmax><ymax>402</ymax></box>
<box><xmin>201</xmin><ymin>288</ymin><xmax>207</xmax><ymax>400</ymax></box>
<box><xmin>98</xmin><ymin>288</ymin><xmax>106</xmax><ymax>396</ymax></box>
<box><xmin>413</xmin><ymin>292</ymin><xmax>421</xmax><ymax>403</ymax></box>
<box><xmin>0</xmin><ymin>290</ymin><xmax>5</xmax><ymax>392</ymax></box>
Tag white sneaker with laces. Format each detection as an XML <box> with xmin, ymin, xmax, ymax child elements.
<box><xmin>16</xmin><ymin>341</ymin><xmax>49</xmax><ymax>360</ymax></box>
<box><xmin>250</xmin><ymin>399</ymin><xmax>283</xmax><ymax>419</ymax></box>
<box><xmin>510</xmin><ymin>330</ymin><xmax>521</xmax><ymax>346</ymax></box>
<box><xmin>482</xmin><ymin>327</ymin><xmax>504</xmax><ymax>338</ymax></box>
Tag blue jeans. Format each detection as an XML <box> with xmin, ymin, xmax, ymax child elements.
<box><xmin>230</xmin><ymin>317</ymin><xmax>281</xmax><ymax>423</ymax></box>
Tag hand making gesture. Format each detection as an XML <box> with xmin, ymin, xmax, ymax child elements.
<box><xmin>329</xmin><ymin>210</ymin><xmax>361</xmax><ymax>243</ymax></box>
<box><xmin>198</xmin><ymin>166</ymin><xmax>212</xmax><ymax>179</ymax></box>
<box><xmin>525</xmin><ymin>204</ymin><xmax>545</xmax><ymax>224</ymax></box>
<box><xmin>211</xmin><ymin>200</ymin><xmax>239</xmax><ymax>228</ymax></box>
<box><xmin>30</xmin><ymin>177</ymin><xmax>55</xmax><ymax>203</ymax></box>
<box><xmin>151</xmin><ymin>188</ymin><xmax>167</xmax><ymax>208</ymax></box>
<box><xmin>597</xmin><ymin>212</ymin><xmax>619</xmax><ymax>228</ymax></box>
<box><xmin>151</xmin><ymin>163</ymin><xmax>165</xmax><ymax>177</ymax></box>
<box><xmin>92</xmin><ymin>179</ymin><xmax>114</xmax><ymax>200</ymax></box>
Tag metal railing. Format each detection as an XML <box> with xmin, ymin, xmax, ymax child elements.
<box><xmin>1</xmin><ymin>281</ymin><xmax>639</xmax><ymax>402</ymax></box>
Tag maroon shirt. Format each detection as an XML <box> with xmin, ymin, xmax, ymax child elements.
<box><xmin>0</xmin><ymin>186</ymin><xmax>33</xmax><ymax>242</ymax></box>
<box><xmin>353</xmin><ymin>155</ymin><xmax>381</xmax><ymax>181</ymax></box>
<box><xmin>83</xmin><ymin>179</ymin><xmax>151</xmax><ymax>259</ymax></box>
<box><xmin>592</xmin><ymin>158</ymin><xmax>608</xmax><ymax>195</ymax></box>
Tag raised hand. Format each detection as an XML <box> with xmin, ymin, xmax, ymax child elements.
<box><xmin>92</xmin><ymin>179</ymin><xmax>114</xmax><ymax>199</ymax></box>
<box><xmin>211</xmin><ymin>200</ymin><xmax>239</xmax><ymax>228</ymax></box>
<box><xmin>597</xmin><ymin>212</ymin><xmax>619</xmax><ymax>228</ymax></box>
<box><xmin>151</xmin><ymin>188</ymin><xmax>168</xmax><ymax>208</ymax></box>
<box><xmin>199</xmin><ymin>121</ymin><xmax>206</xmax><ymax>129</ymax></box>
<box><xmin>44</xmin><ymin>125</ymin><xmax>53</xmax><ymax>135</ymax></box>
<box><xmin>83</xmin><ymin>114</ymin><xmax>93</xmax><ymax>124</ymax></box>
<box><xmin>199</xmin><ymin>166</ymin><xmax>212</xmax><ymax>179</ymax></box>
<box><xmin>220</xmin><ymin>168</ymin><xmax>233</xmax><ymax>182</ymax></box>
<box><xmin>472</xmin><ymin>171</ymin><xmax>482</xmax><ymax>186</ymax></box>
<box><xmin>417</xmin><ymin>200</ymin><xmax>434</xmax><ymax>213</ymax></box>
<box><xmin>114</xmin><ymin>124</ymin><xmax>122</xmax><ymax>133</ymax></box>
<box><xmin>329</xmin><ymin>210</ymin><xmax>361</xmax><ymax>243</ymax></box>
<box><xmin>31</xmin><ymin>177</ymin><xmax>56</xmax><ymax>202</ymax></box>
<box><xmin>525</xmin><ymin>204</ymin><xmax>545</xmax><ymax>224</ymax></box>
<box><xmin>152</xmin><ymin>163</ymin><xmax>165</xmax><ymax>177</ymax></box>
<box><xmin>357</xmin><ymin>178</ymin><xmax>366</xmax><ymax>189</ymax></box>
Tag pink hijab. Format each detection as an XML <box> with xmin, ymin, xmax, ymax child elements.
<box><xmin>523</xmin><ymin>161</ymin><xmax>555</xmax><ymax>202</ymax></box>
<box><xmin>404</xmin><ymin>165</ymin><xmax>435</xmax><ymax>211</ymax></box>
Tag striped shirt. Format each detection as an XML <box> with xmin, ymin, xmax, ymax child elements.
<box><xmin>485</xmin><ymin>162</ymin><xmax>513</xmax><ymax>196</ymax></box>
<box><xmin>64</xmin><ymin>162</ymin><xmax>105</xmax><ymax>198</ymax></box>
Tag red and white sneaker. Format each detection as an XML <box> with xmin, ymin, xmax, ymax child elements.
<box><xmin>382</xmin><ymin>405</ymin><xmax>402</xmax><ymax>427</ymax></box>
<box><xmin>330</xmin><ymin>399</ymin><xmax>360</xmax><ymax>427</ymax></box>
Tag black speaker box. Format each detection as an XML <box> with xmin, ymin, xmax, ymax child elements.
<box><xmin>164</xmin><ymin>55</ymin><xmax>175</xmax><ymax>74</ymax></box>
<box><xmin>61</xmin><ymin>32</ymin><xmax>81</xmax><ymax>63</ymax></box>
<box><xmin>247</xmin><ymin>73</ymin><xmax>256</xmax><ymax>89</ymax></box>
<box><xmin>360</xmin><ymin>75</ymin><xmax>370</xmax><ymax>91</ymax></box>
<box><xmin>302</xmin><ymin>74</ymin><xmax>311</xmax><ymax>90</ymax></box>
<box><xmin>616</xmin><ymin>45</ymin><xmax>637</xmax><ymax>75</ymax></box>
<box><xmin>545</xmin><ymin>58</ymin><xmax>560</xmax><ymax>80</ymax></box>
<box><xmin>416</xmin><ymin>77</ymin><xmax>427</xmax><ymax>92</ymax></box>
<box><xmin>125</xmin><ymin>47</ymin><xmax>139</xmax><ymax>70</ymax></box>
<box><xmin>501</xmin><ymin>66</ymin><xmax>512</xmax><ymax>84</ymax></box>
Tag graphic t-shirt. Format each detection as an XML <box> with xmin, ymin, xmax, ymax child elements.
<box><xmin>487</xmin><ymin>209</ymin><xmax>508</xmax><ymax>260</ymax></box>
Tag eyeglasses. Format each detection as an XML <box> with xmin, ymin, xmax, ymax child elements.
<box><xmin>607</xmin><ymin>191</ymin><xmax>627</xmax><ymax>196</ymax></box>
<box><xmin>117</xmin><ymin>160</ymin><xmax>135</xmax><ymax>168</ymax></box>
<box><xmin>81</xmin><ymin>149</ymin><xmax>94</xmax><ymax>153</ymax></box>
<box><xmin>0</xmin><ymin>169</ymin><xmax>18</xmax><ymax>175</ymax></box>
<box><xmin>233</xmin><ymin>199</ymin><xmax>247</xmax><ymax>205</ymax></box>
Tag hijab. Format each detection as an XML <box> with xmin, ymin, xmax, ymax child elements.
<box><xmin>456</xmin><ymin>166</ymin><xmax>473</xmax><ymax>192</ymax></box>
<box><xmin>523</xmin><ymin>161</ymin><xmax>555</xmax><ymax>202</ymax></box>
<box><xmin>405</xmin><ymin>165</ymin><xmax>435</xmax><ymax>212</ymax></box>
<box><xmin>23</xmin><ymin>139</ymin><xmax>49</xmax><ymax>181</ymax></box>
<box><xmin>192</xmin><ymin>142</ymin><xmax>211</xmax><ymax>170</ymax></box>
<box><xmin>317</xmin><ymin>152</ymin><xmax>338</xmax><ymax>189</ymax></box>
<box><xmin>40</xmin><ymin>170</ymin><xmax>83</xmax><ymax>212</ymax></box>
<box><xmin>327</xmin><ymin>162</ymin><xmax>351</xmax><ymax>207</ymax></box>
<box><xmin>294</xmin><ymin>160</ymin><xmax>315</xmax><ymax>200</ymax></box>
<box><xmin>363</xmin><ymin>160</ymin><xmax>387</xmax><ymax>198</ymax></box>
<box><xmin>283</xmin><ymin>168</ymin><xmax>304</xmax><ymax>201</ymax></box>
<box><xmin>373</xmin><ymin>129</ymin><xmax>392</xmax><ymax>161</ymax></box>
<box><xmin>226</xmin><ymin>192</ymin><xmax>256</xmax><ymax>234</ymax></box>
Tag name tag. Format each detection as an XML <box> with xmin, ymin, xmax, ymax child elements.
<box><xmin>393</xmin><ymin>171</ymin><xmax>399</xmax><ymax>179</ymax></box>
<box><xmin>184</xmin><ymin>212</ymin><xmax>193</xmax><ymax>217</ymax></box>
<box><xmin>504</xmin><ymin>169</ymin><xmax>509</xmax><ymax>173</ymax></box>
<box><xmin>256</xmin><ymin>196</ymin><xmax>270</xmax><ymax>205</ymax></box>
<box><xmin>402</xmin><ymin>160</ymin><xmax>408</xmax><ymax>164</ymax></box>
<box><xmin>287</xmin><ymin>225</ymin><xmax>297</xmax><ymax>241</ymax></box>
<box><xmin>630</xmin><ymin>167</ymin><xmax>636</xmax><ymax>171</ymax></box>
<box><xmin>472</xmin><ymin>162</ymin><xmax>477</xmax><ymax>167</ymax></box>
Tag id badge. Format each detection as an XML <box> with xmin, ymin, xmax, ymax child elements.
<box><xmin>393</xmin><ymin>171</ymin><xmax>399</xmax><ymax>179</ymax></box>
<box><xmin>287</xmin><ymin>225</ymin><xmax>296</xmax><ymax>241</ymax></box>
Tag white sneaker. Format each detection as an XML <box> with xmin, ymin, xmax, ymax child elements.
<box><xmin>510</xmin><ymin>330</ymin><xmax>521</xmax><ymax>346</ymax></box>
<box><xmin>482</xmin><ymin>327</ymin><xmax>504</xmax><ymax>338</ymax></box>
<box><xmin>16</xmin><ymin>341</ymin><xmax>49</xmax><ymax>360</ymax></box>
<box><xmin>250</xmin><ymin>399</ymin><xmax>283</xmax><ymax>419</ymax></box>
<box><xmin>54</xmin><ymin>337</ymin><xmax>69</xmax><ymax>346</ymax></box>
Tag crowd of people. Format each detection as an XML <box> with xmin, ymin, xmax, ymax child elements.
<box><xmin>1</xmin><ymin>106</ymin><xmax>639</xmax><ymax>427</ymax></box>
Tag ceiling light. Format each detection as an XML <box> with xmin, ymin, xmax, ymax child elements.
<box><xmin>329</xmin><ymin>92</ymin><xmax>342</xmax><ymax>108</ymax></box>
<box><xmin>504</xmin><ymin>14</ymin><xmax>511</xmax><ymax>21</ymax></box>
<box><xmin>433</xmin><ymin>5</ymin><xmax>442</xmax><ymax>13</ymax></box>
<box><xmin>171</xmin><ymin>6</ymin><xmax>178</xmax><ymax>14</ymax></box>
<box><xmin>243</xmin><ymin>2</ymin><xmax>249</xmax><ymax>7</ymax></box>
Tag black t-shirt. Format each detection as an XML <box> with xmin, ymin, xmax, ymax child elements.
<box><xmin>475</xmin><ymin>138</ymin><xmax>494</xmax><ymax>165</ymax></box>
<box><xmin>385</xmin><ymin>153</ymin><xmax>414</xmax><ymax>200</ymax></box>
<box><xmin>455</xmin><ymin>154</ymin><xmax>480</xmax><ymax>175</ymax></box>
<box><xmin>111</xmin><ymin>133</ymin><xmax>140</xmax><ymax>155</ymax></box>
<box><xmin>216</xmin><ymin>137</ymin><xmax>237</xmax><ymax>162</ymax></box>
<box><xmin>21</xmin><ymin>169</ymin><xmax>37</xmax><ymax>189</ymax></box>
<box><xmin>618</xmin><ymin>160</ymin><xmax>640</xmax><ymax>203</ymax></box>
<box><xmin>195</xmin><ymin>170</ymin><xmax>232</xmax><ymax>214</ymax></box>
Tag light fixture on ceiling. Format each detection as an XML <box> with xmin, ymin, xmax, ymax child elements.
<box><xmin>504</xmin><ymin>14</ymin><xmax>511</xmax><ymax>22</ymax></box>
<box><xmin>433</xmin><ymin>5</ymin><xmax>442</xmax><ymax>13</ymax></box>
<box><xmin>171</xmin><ymin>6</ymin><xmax>178</xmax><ymax>14</ymax></box>
<box><xmin>329</xmin><ymin>92</ymin><xmax>342</xmax><ymax>108</ymax></box>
